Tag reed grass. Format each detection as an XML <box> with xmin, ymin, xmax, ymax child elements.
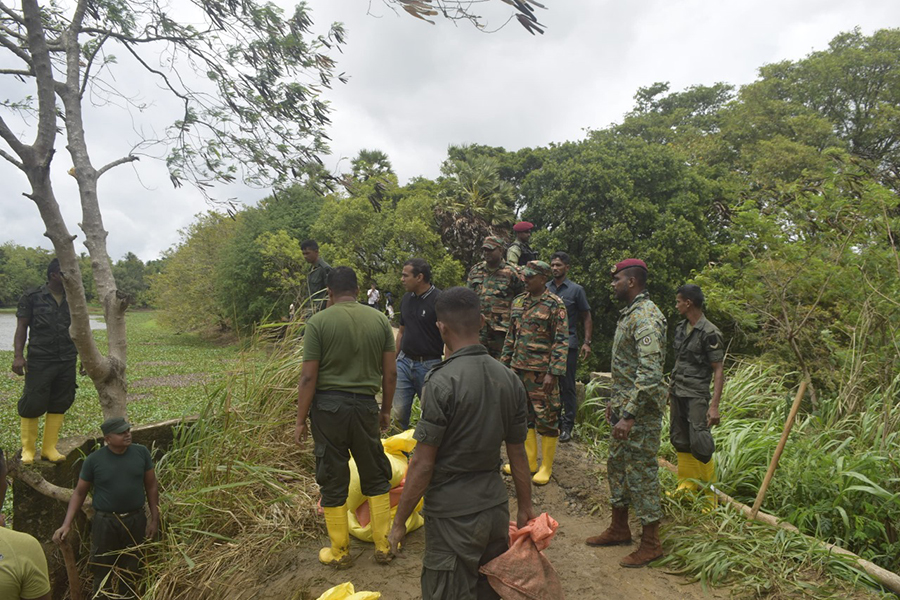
<box><xmin>142</xmin><ymin>320</ymin><xmax>320</xmax><ymax>600</ymax></box>
<box><xmin>580</xmin><ymin>360</ymin><xmax>900</xmax><ymax>596</ymax></box>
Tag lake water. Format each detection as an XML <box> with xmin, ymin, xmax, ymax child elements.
<box><xmin>0</xmin><ymin>312</ymin><xmax>106</xmax><ymax>351</ymax></box>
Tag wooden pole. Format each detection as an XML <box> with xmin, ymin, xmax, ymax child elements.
<box><xmin>658</xmin><ymin>457</ymin><xmax>900</xmax><ymax>595</ymax></box>
<box><xmin>750</xmin><ymin>379</ymin><xmax>808</xmax><ymax>519</ymax></box>
<box><xmin>59</xmin><ymin>536</ymin><xmax>84</xmax><ymax>600</ymax></box>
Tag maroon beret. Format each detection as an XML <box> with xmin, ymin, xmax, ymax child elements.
<box><xmin>513</xmin><ymin>221</ymin><xmax>534</xmax><ymax>233</ymax></box>
<box><xmin>611</xmin><ymin>258</ymin><xmax>648</xmax><ymax>275</ymax></box>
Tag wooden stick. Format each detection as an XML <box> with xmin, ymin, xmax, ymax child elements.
<box><xmin>59</xmin><ymin>536</ymin><xmax>84</xmax><ymax>600</ymax></box>
<box><xmin>658</xmin><ymin>457</ymin><xmax>900</xmax><ymax>595</ymax></box>
<box><xmin>750</xmin><ymin>379</ymin><xmax>808</xmax><ymax>519</ymax></box>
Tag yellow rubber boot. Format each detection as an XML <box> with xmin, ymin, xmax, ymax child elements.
<box><xmin>675</xmin><ymin>452</ymin><xmax>700</xmax><ymax>493</ymax></box>
<box><xmin>698</xmin><ymin>457</ymin><xmax>717</xmax><ymax>510</ymax></box>
<box><xmin>368</xmin><ymin>492</ymin><xmax>393</xmax><ymax>564</ymax></box>
<box><xmin>532</xmin><ymin>435</ymin><xmax>558</xmax><ymax>486</ymax></box>
<box><xmin>319</xmin><ymin>506</ymin><xmax>352</xmax><ymax>568</ymax></box>
<box><xmin>503</xmin><ymin>428</ymin><xmax>539</xmax><ymax>475</ymax></box>
<box><xmin>20</xmin><ymin>417</ymin><xmax>39</xmax><ymax>465</ymax></box>
<box><xmin>41</xmin><ymin>413</ymin><xmax>66</xmax><ymax>463</ymax></box>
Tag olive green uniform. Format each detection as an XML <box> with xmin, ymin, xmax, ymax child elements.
<box><xmin>304</xmin><ymin>301</ymin><xmax>395</xmax><ymax>507</ymax></box>
<box><xmin>608</xmin><ymin>291</ymin><xmax>667</xmax><ymax>525</ymax></box>
<box><xmin>414</xmin><ymin>344</ymin><xmax>528</xmax><ymax>600</ymax></box>
<box><xmin>466</xmin><ymin>260</ymin><xmax>524</xmax><ymax>358</ymax></box>
<box><xmin>16</xmin><ymin>285</ymin><xmax>78</xmax><ymax>418</ymax></box>
<box><xmin>306</xmin><ymin>257</ymin><xmax>331</xmax><ymax>313</ymax></box>
<box><xmin>670</xmin><ymin>316</ymin><xmax>725</xmax><ymax>463</ymax></box>
<box><xmin>501</xmin><ymin>290</ymin><xmax>568</xmax><ymax>436</ymax></box>
<box><xmin>506</xmin><ymin>240</ymin><xmax>536</xmax><ymax>267</ymax></box>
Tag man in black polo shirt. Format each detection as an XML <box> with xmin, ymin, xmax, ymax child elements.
<box><xmin>547</xmin><ymin>252</ymin><xmax>592</xmax><ymax>443</ymax></box>
<box><xmin>391</xmin><ymin>258</ymin><xmax>443</xmax><ymax>431</ymax></box>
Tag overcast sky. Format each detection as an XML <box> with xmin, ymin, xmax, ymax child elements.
<box><xmin>1</xmin><ymin>0</ymin><xmax>899</xmax><ymax>262</ymax></box>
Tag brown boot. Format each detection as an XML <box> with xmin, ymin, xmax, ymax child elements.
<box><xmin>619</xmin><ymin>520</ymin><xmax>663</xmax><ymax>568</ymax></box>
<box><xmin>586</xmin><ymin>506</ymin><xmax>632</xmax><ymax>546</ymax></box>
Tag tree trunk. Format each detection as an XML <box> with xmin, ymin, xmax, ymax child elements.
<box><xmin>17</xmin><ymin>0</ymin><xmax>130</xmax><ymax>420</ymax></box>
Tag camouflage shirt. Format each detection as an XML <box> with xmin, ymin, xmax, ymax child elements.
<box><xmin>501</xmin><ymin>289</ymin><xmax>568</xmax><ymax>376</ymax></box>
<box><xmin>466</xmin><ymin>260</ymin><xmax>525</xmax><ymax>337</ymax></box>
<box><xmin>611</xmin><ymin>291</ymin><xmax>667</xmax><ymax>417</ymax></box>
<box><xmin>671</xmin><ymin>316</ymin><xmax>725</xmax><ymax>398</ymax></box>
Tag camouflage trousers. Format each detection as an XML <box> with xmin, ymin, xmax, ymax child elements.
<box><xmin>481</xmin><ymin>328</ymin><xmax>507</xmax><ymax>360</ymax></box>
<box><xmin>517</xmin><ymin>369</ymin><xmax>560</xmax><ymax>437</ymax></box>
<box><xmin>608</xmin><ymin>411</ymin><xmax>663</xmax><ymax>524</ymax></box>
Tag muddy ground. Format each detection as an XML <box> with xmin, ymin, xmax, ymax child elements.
<box><xmin>255</xmin><ymin>438</ymin><xmax>729</xmax><ymax>600</ymax></box>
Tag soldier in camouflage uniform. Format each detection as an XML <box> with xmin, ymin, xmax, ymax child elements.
<box><xmin>466</xmin><ymin>235</ymin><xmax>525</xmax><ymax>358</ymax></box>
<box><xmin>670</xmin><ymin>284</ymin><xmax>725</xmax><ymax>504</ymax></box>
<box><xmin>500</xmin><ymin>261</ymin><xmax>568</xmax><ymax>486</ymax></box>
<box><xmin>586</xmin><ymin>259</ymin><xmax>667</xmax><ymax>569</ymax></box>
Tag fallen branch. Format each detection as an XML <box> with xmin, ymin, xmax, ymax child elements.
<box><xmin>658</xmin><ymin>458</ymin><xmax>900</xmax><ymax>595</ymax></box>
<box><xmin>8</xmin><ymin>461</ymin><xmax>94</xmax><ymax>518</ymax></box>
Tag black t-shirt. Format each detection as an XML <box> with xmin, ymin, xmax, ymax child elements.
<box><xmin>399</xmin><ymin>286</ymin><xmax>443</xmax><ymax>358</ymax></box>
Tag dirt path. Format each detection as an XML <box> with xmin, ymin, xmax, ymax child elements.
<box><xmin>258</xmin><ymin>439</ymin><xmax>728</xmax><ymax>600</ymax></box>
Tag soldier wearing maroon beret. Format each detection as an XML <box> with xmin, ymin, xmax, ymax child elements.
<box><xmin>586</xmin><ymin>258</ymin><xmax>667</xmax><ymax>568</ymax></box>
<box><xmin>507</xmin><ymin>221</ymin><xmax>537</xmax><ymax>267</ymax></box>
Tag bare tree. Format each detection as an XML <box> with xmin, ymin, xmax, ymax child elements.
<box><xmin>0</xmin><ymin>0</ymin><xmax>345</xmax><ymax>419</ymax></box>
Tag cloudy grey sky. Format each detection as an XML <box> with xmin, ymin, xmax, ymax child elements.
<box><xmin>1</xmin><ymin>0</ymin><xmax>899</xmax><ymax>262</ymax></box>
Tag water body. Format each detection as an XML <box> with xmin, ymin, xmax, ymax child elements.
<box><xmin>0</xmin><ymin>312</ymin><xmax>106</xmax><ymax>351</ymax></box>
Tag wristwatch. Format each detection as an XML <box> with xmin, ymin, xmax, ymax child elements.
<box><xmin>621</xmin><ymin>411</ymin><xmax>635</xmax><ymax>421</ymax></box>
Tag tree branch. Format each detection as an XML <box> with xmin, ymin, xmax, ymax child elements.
<box><xmin>97</xmin><ymin>154</ymin><xmax>139</xmax><ymax>177</ymax></box>
<box><xmin>0</xmin><ymin>1</ymin><xmax>24</xmax><ymax>25</ymax></box>
<box><xmin>0</xmin><ymin>145</ymin><xmax>23</xmax><ymax>169</ymax></box>
<box><xmin>79</xmin><ymin>32</ymin><xmax>108</xmax><ymax>98</ymax></box>
<box><xmin>0</xmin><ymin>28</ymin><xmax>32</xmax><ymax>65</ymax></box>
<box><xmin>0</xmin><ymin>113</ymin><xmax>27</xmax><ymax>158</ymax></box>
<box><xmin>0</xmin><ymin>67</ymin><xmax>32</xmax><ymax>76</ymax></box>
<box><xmin>8</xmin><ymin>461</ymin><xmax>94</xmax><ymax>518</ymax></box>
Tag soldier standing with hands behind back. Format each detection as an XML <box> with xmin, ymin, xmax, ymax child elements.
<box><xmin>586</xmin><ymin>259</ymin><xmax>667</xmax><ymax>568</ymax></box>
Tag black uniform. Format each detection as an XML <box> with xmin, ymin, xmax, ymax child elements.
<box><xmin>414</xmin><ymin>344</ymin><xmax>528</xmax><ymax>600</ymax></box>
<box><xmin>16</xmin><ymin>285</ymin><xmax>78</xmax><ymax>418</ymax></box>
<box><xmin>670</xmin><ymin>316</ymin><xmax>725</xmax><ymax>463</ymax></box>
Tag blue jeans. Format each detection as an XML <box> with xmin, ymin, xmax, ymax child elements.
<box><xmin>391</xmin><ymin>352</ymin><xmax>442</xmax><ymax>430</ymax></box>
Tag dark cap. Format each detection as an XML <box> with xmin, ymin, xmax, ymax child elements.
<box><xmin>522</xmin><ymin>260</ymin><xmax>552</xmax><ymax>278</ymax></box>
<box><xmin>482</xmin><ymin>235</ymin><xmax>505</xmax><ymax>250</ymax></box>
<box><xmin>610</xmin><ymin>259</ymin><xmax>648</xmax><ymax>275</ymax></box>
<box><xmin>513</xmin><ymin>221</ymin><xmax>534</xmax><ymax>233</ymax></box>
<box><xmin>101</xmin><ymin>417</ymin><xmax>132</xmax><ymax>435</ymax></box>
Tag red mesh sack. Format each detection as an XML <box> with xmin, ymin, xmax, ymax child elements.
<box><xmin>479</xmin><ymin>513</ymin><xmax>565</xmax><ymax>600</ymax></box>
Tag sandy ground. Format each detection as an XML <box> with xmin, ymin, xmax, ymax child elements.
<box><xmin>255</xmin><ymin>438</ymin><xmax>729</xmax><ymax>600</ymax></box>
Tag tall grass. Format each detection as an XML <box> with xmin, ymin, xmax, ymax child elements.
<box><xmin>579</xmin><ymin>361</ymin><xmax>900</xmax><ymax>595</ymax></box>
<box><xmin>143</xmin><ymin>321</ymin><xmax>320</xmax><ymax>600</ymax></box>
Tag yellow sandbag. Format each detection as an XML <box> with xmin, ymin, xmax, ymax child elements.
<box><xmin>345</xmin><ymin>430</ymin><xmax>424</xmax><ymax>542</ymax></box>
<box><xmin>315</xmin><ymin>582</ymin><xmax>381</xmax><ymax>600</ymax></box>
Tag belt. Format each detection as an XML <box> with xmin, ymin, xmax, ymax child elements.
<box><xmin>404</xmin><ymin>353</ymin><xmax>441</xmax><ymax>362</ymax></box>
<box><xmin>316</xmin><ymin>389</ymin><xmax>376</xmax><ymax>400</ymax></box>
<box><xmin>97</xmin><ymin>508</ymin><xmax>143</xmax><ymax>518</ymax></box>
